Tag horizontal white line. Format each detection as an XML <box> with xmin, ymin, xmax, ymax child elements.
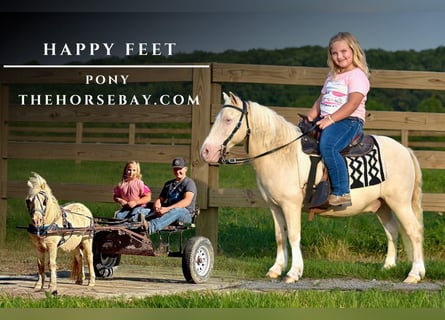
<box><xmin>3</xmin><ymin>64</ymin><xmax>210</xmax><ymax>69</ymax></box>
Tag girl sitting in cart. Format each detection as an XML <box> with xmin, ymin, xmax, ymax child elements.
<box><xmin>113</xmin><ymin>160</ymin><xmax>152</xmax><ymax>221</ymax></box>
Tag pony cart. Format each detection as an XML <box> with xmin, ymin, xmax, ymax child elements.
<box><xmin>24</xmin><ymin>172</ymin><xmax>214</xmax><ymax>295</ymax></box>
<box><xmin>92</xmin><ymin>211</ymin><xmax>214</xmax><ymax>284</ymax></box>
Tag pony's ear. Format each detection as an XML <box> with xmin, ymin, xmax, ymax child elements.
<box><xmin>228</xmin><ymin>91</ymin><xmax>241</xmax><ymax>105</ymax></box>
<box><xmin>30</xmin><ymin>172</ymin><xmax>46</xmax><ymax>189</ymax></box>
<box><xmin>28</xmin><ymin>172</ymin><xmax>38</xmax><ymax>187</ymax></box>
<box><xmin>222</xmin><ymin>92</ymin><xmax>229</xmax><ymax>103</ymax></box>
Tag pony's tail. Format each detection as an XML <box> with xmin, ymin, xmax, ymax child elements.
<box><xmin>408</xmin><ymin>148</ymin><xmax>423</xmax><ymax>226</ymax></box>
<box><xmin>398</xmin><ymin>148</ymin><xmax>423</xmax><ymax>262</ymax></box>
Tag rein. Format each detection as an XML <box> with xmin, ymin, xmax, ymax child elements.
<box><xmin>219</xmin><ymin>101</ymin><xmax>317</xmax><ymax>165</ymax></box>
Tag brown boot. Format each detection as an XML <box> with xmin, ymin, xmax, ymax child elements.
<box><xmin>328</xmin><ymin>193</ymin><xmax>352</xmax><ymax>207</ymax></box>
<box><xmin>139</xmin><ymin>214</ymin><xmax>150</xmax><ymax>235</ymax></box>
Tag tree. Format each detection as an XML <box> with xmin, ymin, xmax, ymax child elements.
<box><xmin>417</xmin><ymin>96</ymin><xmax>445</xmax><ymax>113</ymax></box>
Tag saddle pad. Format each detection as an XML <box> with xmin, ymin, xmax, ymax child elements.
<box><xmin>346</xmin><ymin>137</ymin><xmax>386</xmax><ymax>189</ymax></box>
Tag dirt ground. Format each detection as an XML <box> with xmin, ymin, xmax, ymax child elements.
<box><xmin>1</xmin><ymin>263</ymin><xmax>444</xmax><ymax>299</ymax></box>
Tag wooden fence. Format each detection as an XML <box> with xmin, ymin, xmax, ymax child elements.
<box><xmin>1</xmin><ymin>63</ymin><xmax>445</xmax><ymax>247</ymax></box>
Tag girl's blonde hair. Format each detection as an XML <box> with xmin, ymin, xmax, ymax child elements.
<box><xmin>327</xmin><ymin>32</ymin><xmax>370</xmax><ymax>78</ymax></box>
<box><xmin>120</xmin><ymin>160</ymin><xmax>142</xmax><ymax>184</ymax></box>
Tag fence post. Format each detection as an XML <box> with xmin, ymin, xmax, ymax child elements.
<box><xmin>401</xmin><ymin>129</ymin><xmax>409</xmax><ymax>146</ymax></box>
<box><xmin>129</xmin><ymin>123</ymin><xmax>136</xmax><ymax>144</ymax></box>
<box><xmin>190</xmin><ymin>64</ymin><xmax>219</xmax><ymax>246</ymax></box>
<box><xmin>195</xmin><ymin>82</ymin><xmax>222</xmax><ymax>249</ymax></box>
<box><xmin>0</xmin><ymin>84</ymin><xmax>9</xmax><ymax>246</ymax></box>
<box><xmin>75</xmin><ymin>122</ymin><xmax>83</xmax><ymax>164</ymax></box>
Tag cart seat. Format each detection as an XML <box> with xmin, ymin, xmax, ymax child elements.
<box><xmin>106</xmin><ymin>206</ymin><xmax>200</xmax><ymax>232</ymax></box>
<box><xmin>161</xmin><ymin>207</ymin><xmax>200</xmax><ymax>232</ymax></box>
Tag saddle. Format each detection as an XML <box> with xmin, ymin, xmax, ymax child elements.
<box><xmin>298</xmin><ymin>114</ymin><xmax>374</xmax><ymax>157</ymax></box>
<box><xmin>297</xmin><ymin>115</ymin><xmax>375</xmax><ymax>219</ymax></box>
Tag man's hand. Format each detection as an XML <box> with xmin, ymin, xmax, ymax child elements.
<box><xmin>155</xmin><ymin>206</ymin><xmax>169</xmax><ymax>216</ymax></box>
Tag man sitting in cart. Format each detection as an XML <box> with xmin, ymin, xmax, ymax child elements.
<box><xmin>143</xmin><ymin>157</ymin><xmax>197</xmax><ymax>235</ymax></box>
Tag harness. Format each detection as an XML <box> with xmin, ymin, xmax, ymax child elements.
<box><xmin>26</xmin><ymin>191</ymin><xmax>93</xmax><ymax>243</ymax></box>
<box><xmin>219</xmin><ymin>100</ymin><xmax>316</xmax><ymax>164</ymax></box>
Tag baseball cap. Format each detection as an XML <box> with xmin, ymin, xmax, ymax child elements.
<box><xmin>172</xmin><ymin>157</ymin><xmax>187</xmax><ymax>168</ymax></box>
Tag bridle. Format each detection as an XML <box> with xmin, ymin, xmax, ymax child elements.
<box><xmin>219</xmin><ymin>100</ymin><xmax>315</xmax><ymax>164</ymax></box>
<box><xmin>26</xmin><ymin>191</ymin><xmax>48</xmax><ymax>219</ymax></box>
<box><xmin>26</xmin><ymin>191</ymin><xmax>51</xmax><ymax>236</ymax></box>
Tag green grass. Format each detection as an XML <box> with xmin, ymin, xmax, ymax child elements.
<box><xmin>1</xmin><ymin>289</ymin><xmax>445</xmax><ymax>308</ymax></box>
<box><xmin>3</xmin><ymin>159</ymin><xmax>445</xmax><ymax>307</ymax></box>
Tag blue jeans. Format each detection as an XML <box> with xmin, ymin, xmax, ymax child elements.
<box><xmin>115</xmin><ymin>206</ymin><xmax>152</xmax><ymax>221</ymax></box>
<box><xmin>319</xmin><ymin>117</ymin><xmax>363</xmax><ymax>196</ymax></box>
<box><xmin>148</xmin><ymin>208</ymin><xmax>192</xmax><ymax>233</ymax></box>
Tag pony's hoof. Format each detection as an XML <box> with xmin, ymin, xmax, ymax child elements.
<box><xmin>283</xmin><ymin>275</ymin><xmax>299</xmax><ymax>284</ymax></box>
<box><xmin>75</xmin><ymin>279</ymin><xmax>83</xmax><ymax>285</ymax></box>
<box><xmin>266</xmin><ymin>270</ymin><xmax>281</xmax><ymax>279</ymax></box>
<box><xmin>88</xmin><ymin>282</ymin><xmax>95</xmax><ymax>287</ymax></box>
<box><xmin>403</xmin><ymin>275</ymin><xmax>420</xmax><ymax>284</ymax></box>
<box><xmin>46</xmin><ymin>290</ymin><xmax>58</xmax><ymax>297</ymax></box>
<box><xmin>382</xmin><ymin>263</ymin><xmax>396</xmax><ymax>270</ymax></box>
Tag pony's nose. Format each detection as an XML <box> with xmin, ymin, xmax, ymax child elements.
<box><xmin>32</xmin><ymin>216</ymin><xmax>42</xmax><ymax>226</ymax></box>
<box><xmin>200</xmin><ymin>145</ymin><xmax>210</xmax><ymax>160</ymax></box>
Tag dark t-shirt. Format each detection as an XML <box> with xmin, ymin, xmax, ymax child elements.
<box><xmin>159</xmin><ymin>176</ymin><xmax>197</xmax><ymax>213</ymax></box>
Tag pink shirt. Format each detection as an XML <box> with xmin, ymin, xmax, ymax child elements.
<box><xmin>320</xmin><ymin>68</ymin><xmax>369</xmax><ymax>121</ymax></box>
<box><xmin>114</xmin><ymin>179</ymin><xmax>151</xmax><ymax>206</ymax></box>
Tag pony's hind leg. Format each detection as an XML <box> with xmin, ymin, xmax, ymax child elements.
<box><xmin>375</xmin><ymin>202</ymin><xmax>399</xmax><ymax>270</ymax></box>
<box><xmin>71</xmin><ymin>247</ymin><xmax>85</xmax><ymax>285</ymax></box>
<box><xmin>387</xmin><ymin>202</ymin><xmax>425</xmax><ymax>283</ymax></box>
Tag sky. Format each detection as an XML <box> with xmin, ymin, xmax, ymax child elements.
<box><xmin>1</xmin><ymin>0</ymin><xmax>445</xmax><ymax>65</ymax></box>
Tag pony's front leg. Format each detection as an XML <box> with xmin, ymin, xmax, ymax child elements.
<box><xmin>83</xmin><ymin>239</ymin><xmax>96</xmax><ymax>287</ymax></box>
<box><xmin>34</xmin><ymin>251</ymin><xmax>45</xmax><ymax>290</ymax></box>
<box><xmin>284</xmin><ymin>240</ymin><xmax>304</xmax><ymax>283</ymax></box>
<box><xmin>266</xmin><ymin>208</ymin><xmax>288</xmax><ymax>279</ymax></box>
<box><xmin>47</xmin><ymin>244</ymin><xmax>58</xmax><ymax>295</ymax></box>
<box><xmin>282</xmin><ymin>204</ymin><xmax>303</xmax><ymax>283</ymax></box>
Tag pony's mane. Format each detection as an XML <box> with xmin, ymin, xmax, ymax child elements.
<box><xmin>27</xmin><ymin>173</ymin><xmax>58</xmax><ymax>206</ymax></box>
<box><xmin>247</xmin><ymin>101</ymin><xmax>299</xmax><ymax>146</ymax></box>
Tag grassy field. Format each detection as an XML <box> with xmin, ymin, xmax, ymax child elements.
<box><xmin>2</xmin><ymin>159</ymin><xmax>445</xmax><ymax>307</ymax></box>
<box><xmin>1</xmin><ymin>289</ymin><xmax>445</xmax><ymax>308</ymax></box>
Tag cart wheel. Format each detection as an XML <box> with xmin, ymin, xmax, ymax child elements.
<box><xmin>93</xmin><ymin>252</ymin><xmax>121</xmax><ymax>278</ymax></box>
<box><xmin>182</xmin><ymin>236</ymin><xmax>214</xmax><ymax>283</ymax></box>
<box><xmin>93</xmin><ymin>233</ymin><xmax>121</xmax><ymax>278</ymax></box>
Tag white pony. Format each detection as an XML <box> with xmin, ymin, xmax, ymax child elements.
<box><xmin>200</xmin><ymin>92</ymin><xmax>424</xmax><ymax>284</ymax></box>
<box><xmin>26</xmin><ymin>172</ymin><xmax>96</xmax><ymax>295</ymax></box>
